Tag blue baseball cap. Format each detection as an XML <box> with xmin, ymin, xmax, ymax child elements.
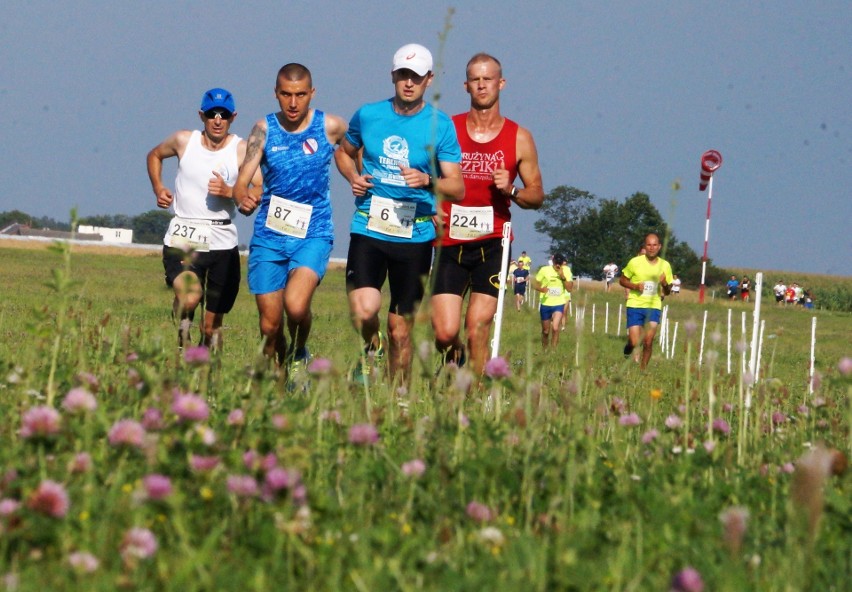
<box><xmin>200</xmin><ymin>88</ymin><xmax>235</xmax><ymax>114</ymax></box>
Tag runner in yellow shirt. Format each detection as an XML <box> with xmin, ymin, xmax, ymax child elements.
<box><xmin>619</xmin><ymin>233</ymin><xmax>674</xmax><ymax>369</ymax></box>
<box><xmin>534</xmin><ymin>253</ymin><xmax>573</xmax><ymax>349</ymax></box>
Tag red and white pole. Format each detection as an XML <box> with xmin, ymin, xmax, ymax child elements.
<box><xmin>698</xmin><ymin>150</ymin><xmax>722</xmax><ymax>304</ymax></box>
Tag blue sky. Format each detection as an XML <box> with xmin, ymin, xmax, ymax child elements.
<box><xmin>2</xmin><ymin>1</ymin><xmax>849</xmax><ymax>276</ymax></box>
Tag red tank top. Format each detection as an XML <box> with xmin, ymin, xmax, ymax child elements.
<box><xmin>437</xmin><ymin>114</ymin><xmax>519</xmax><ymax>246</ymax></box>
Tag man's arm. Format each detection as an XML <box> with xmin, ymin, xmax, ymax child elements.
<box><xmin>146</xmin><ymin>130</ymin><xmax>191</xmax><ymax>209</ymax></box>
<box><xmin>434</xmin><ymin>161</ymin><xmax>465</xmax><ymax>202</ymax></box>
<box><xmin>334</xmin><ymin>137</ymin><xmax>374</xmax><ymax>197</ymax></box>
<box><xmin>234</xmin><ymin>120</ymin><xmax>267</xmax><ymax>214</ymax></box>
<box><xmin>619</xmin><ymin>275</ymin><xmax>639</xmax><ymax>292</ymax></box>
<box><xmin>324</xmin><ymin>113</ymin><xmax>349</xmax><ymax>146</ymax></box>
<box><xmin>511</xmin><ymin>126</ymin><xmax>545</xmax><ymax>209</ymax></box>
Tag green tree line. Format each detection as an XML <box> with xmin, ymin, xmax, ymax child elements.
<box><xmin>0</xmin><ymin>210</ymin><xmax>171</xmax><ymax>245</ymax></box>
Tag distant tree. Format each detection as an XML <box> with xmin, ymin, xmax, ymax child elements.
<box><xmin>534</xmin><ymin>186</ymin><xmax>719</xmax><ymax>285</ymax></box>
<box><xmin>132</xmin><ymin>210</ymin><xmax>172</xmax><ymax>244</ymax></box>
<box><xmin>78</xmin><ymin>214</ymin><xmax>134</xmax><ymax>229</ymax></box>
<box><xmin>0</xmin><ymin>210</ymin><xmax>35</xmax><ymax>229</ymax></box>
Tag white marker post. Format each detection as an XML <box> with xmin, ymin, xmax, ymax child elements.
<box><xmin>591</xmin><ymin>303</ymin><xmax>596</xmax><ymax>333</ymax></box>
<box><xmin>490</xmin><ymin>222</ymin><xmax>512</xmax><ymax>359</ymax></box>
<box><xmin>809</xmin><ymin>316</ymin><xmax>817</xmax><ymax>395</ymax></box>
<box><xmin>698</xmin><ymin>150</ymin><xmax>723</xmax><ymax>304</ymax></box>
<box><xmin>726</xmin><ymin>308</ymin><xmax>732</xmax><ymax>374</ymax></box>
<box><xmin>605</xmin><ymin>302</ymin><xmax>610</xmax><ymax>334</ymax></box>
<box><xmin>617</xmin><ymin>304</ymin><xmax>622</xmax><ymax>336</ymax></box>
<box><xmin>699</xmin><ymin>309</ymin><xmax>709</xmax><ymax>366</ymax></box>
<box><xmin>745</xmin><ymin>272</ymin><xmax>764</xmax><ymax>409</ymax></box>
<box><xmin>669</xmin><ymin>321</ymin><xmax>679</xmax><ymax>360</ymax></box>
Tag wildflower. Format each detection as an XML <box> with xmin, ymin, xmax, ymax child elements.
<box><xmin>838</xmin><ymin>356</ymin><xmax>852</xmax><ymax>376</ymax></box>
<box><xmin>271</xmin><ymin>414</ymin><xmax>289</xmax><ymax>431</ymax></box>
<box><xmin>125</xmin><ymin>352</ymin><xmax>139</xmax><ymax>363</ymax></box>
<box><xmin>67</xmin><ymin>551</ymin><xmax>100</xmax><ymax>574</ymax></box>
<box><xmin>320</xmin><ymin>410</ymin><xmax>341</xmax><ymax>424</ymax></box>
<box><xmin>401</xmin><ymin>459</ymin><xmax>426</xmax><ymax>478</ymax></box>
<box><xmin>292</xmin><ymin>484</ymin><xmax>308</xmax><ymax>505</ymax></box>
<box><xmin>476</xmin><ymin>526</ymin><xmax>505</xmax><ymax>547</ymax></box>
<box><xmin>142</xmin><ymin>474</ymin><xmax>172</xmax><ymax>501</ymax></box>
<box><xmin>791</xmin><ymin>445</ymin><xmax>843</xmax><ymax>540</ymax></box>
<box><xmin>703</xmin><ymin>440</ymin><xmax>716</xmax><ymax>453</ymax></box>
<box><xmin>108</xmin><ymin>419</ymin><xmax>146</xmax><ymax>449</ymax></box>
<box><xmin>172</xmin><ymin>392</ymin><xmax>209</xmax><ymax>422</ymax></box>
<box><xmin>27</xmin><ymin>480</ymin><xmax>69</xmax><ymax>518</ymax></box>
<box><xmin>453</xmin><ymin>368</ymin><xmax>475</xmax><ymax>394</ymax></box>
<box><xmin>0</xmin><ymin>499</ymin><xmax>21</xmax><ymax>516</ymax></box>
<box><xmin>742</xmin><ymin>371</ymin><xmax>755</xmax><ymax>386</ymax></box>
<box><xmin>771</xmin><ymin>411</ymin><xmax>786</xmax><ymax>425</ymax></box>
<box><xmin>712</xmin><ymin>418</ymin><xmax>731</xmax><ymax>436</ymax></box>
<box><xmin>735</xmin><ymin>340</ymin><xmax>747</xmax><ymax>354</ymax></box>
<box><xmin>227</xmin><ymin>409</ymin><xmax>245</xmax><ymax>426</ymax></box>
<box><xmin>650</xmin><ymin>389</ymin><xmax>663</xmax><ymax>401</ymax></box>
<box><xmin>781</xmin><ymin>462</ymin><xmax>795</xmax><ymax>474</ymax></box>
<box><xmin>466</xmin><ymin>501</ymin><xmax>493</xmax><ymax>523</ymax></box>
<box><xmin>189</xmin><ymin>454</ymin><xmax>220</xmax><ymax>472</ymax></box>
<box><xmin>797</xmin><ymin>405</ymin><xmax>809</xmax><ymax>416</ymax></box>
<box><xmin>619</xmin><ymin>413</ymin><xmax>641</xmax><ymax>427</ymax></box>
<box><xmin>459</xmin><ymin>413</ymin><xmax>470</xmax><ymax>429</ymax></box>
<box><xmin>120</xmin><ymin>527</ymin><xmax>158</xmax><ymax>562</ymax></box>
<box><xmin>710</xmin><ymin>330</ymin><xmax>722</xmax><ymax>345</ymax></box>
<box><xmin>75</xmin><ymin>372</ymin><xmax>100</xmax><ymax>392</ymax></box>
<box><xmin>307</xmin><ymin>357</ymin><xmax>333</xmax><ymax>376</ymax></box>
<box><xmin>68</xmin><ymin>452</ymin><xmax>93</xmax><ymax>474</ymax></box>
<box><xmin>61</xmin><ymin>388</ymin><xmax>97</xmax><ymax>414</ymax></box>
<box><xmin>265</xmin><ymin>467</ymin><xmax>300</xmax><ymax>492</ymax></box>
<box><xmin>610</xmin><ymin>397</ymin><xmax>626</xmax><ymax>415</ymax></box>
<box><xmin>484</xmin><ymin>356</ymin><xmax>511</xmax><ymax>379</ymax></box>
<box><xmin>641</xmin><ymin>429</ymin><xmax>659</xmax><ymax>444</ymax></box>
<box><xmin>722</xmin><ymin>402</ymin><xmax>733</xmax><ymax>413</ymax></box>
<box><xmin>183</xmin><ymin>345</ymin><xmax>210</xmax><ymax>365</ymax></box>
<box><xmin>194</xmin><ymin>425</ymin><xmax>216</xmax><ymax>446</ymax></box>
<box><xmin>226</xmin><ymin>475</ymin><xmax>258</xmax><ymax>498</ymax></box>
<box><xmin>141</xmin><ymin>408</ymin><xmax>164</xmax><ymax>431</ymax></box>
<box><xmin>670</xmin><ymin>566</ymin><xmax>704</xmax><ymax>592</ymax></box>
<box><xmin>348</xmin><ymin>423</ymin><xmax>379</xmax><ymax>446</ymax></box>
<box><xmin>19</xmin><ymin>406</ymin><xmax>61</xmax><ymax>439</ymax></box>
<box><xmin>718</xmin><ymin>507</ymin><xmax>749</xmax><ymax>560</ymax></box>
<box><xmin>684</xmin><ymin>319</ymin><xmax>698</xmax><ymax>338</ymax></box>
<box><xmin>665</xmin><ymin>415</ymin><xmax>683</xmax><ymax>430</ymax></box>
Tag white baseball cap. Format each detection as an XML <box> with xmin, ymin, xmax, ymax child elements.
<box><xmin>392</xmin><ymin>43</ymin><xmax>433</xmax><ymax>76</ymax></box>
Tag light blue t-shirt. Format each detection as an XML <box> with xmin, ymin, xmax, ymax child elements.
<box><xmin>252</xmin><ymin>110</ymin><xmax>335</xmax><ymax>243</ymax></box>
<box><xmin>346</xmin><ymin>99</ymin><xmax>461</xmax><ymax>243</ymax></box>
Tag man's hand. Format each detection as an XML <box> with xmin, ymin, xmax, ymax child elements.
<box><xmin>156</xmin><ymin>187</ymin><xmax>174</xmax><ymax>209</ymax></box>
<box><xmin>492</xmin><ymin>160</ymin><xmax>512</xmax><ymax>194</ymax></box>
<box><xmin>208</xmin><ymin>171</ymin><xmax>231</xmax><ymax>198</ymax></box>
<box><xmin>399</xmin><ymin>166</ymin><xmax>430</xmax><ymax>189</ymax></box>
<box><xmin>349</xmin><ymin>174</ymin><xmax>375</xmax><ymax>197</ymax></box>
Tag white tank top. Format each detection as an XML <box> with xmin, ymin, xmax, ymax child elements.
<box><xmin>165</xmin><ymin>130</ymin><xmax>240</xmax><ymax>250</ymax></box>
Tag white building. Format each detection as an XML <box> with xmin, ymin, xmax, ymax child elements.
<box><xmin>77</xmin><ymin>225</ymin><xmax>134</xmax><ymax>244</ymax></box>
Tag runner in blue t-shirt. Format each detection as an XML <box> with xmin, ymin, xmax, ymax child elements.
<box><xmin>234</xmin><ymin>63</ymin><xmax>348</xmax><ymax>372</ymax></box>
<box><xmin>335</xmin><ymin>43</ymin><xmax>464</xmax><ymax>386</ymax></box>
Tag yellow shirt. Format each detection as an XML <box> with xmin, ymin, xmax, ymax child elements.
<box><xmin>622</xmin><ymin>255</ymin><xmax>673</xmax><ymax>310</ymax></box>
<box><xmin>535</xmin><ymin>264</ymin><xmax>572</xmax><ymax>306</ymax></box>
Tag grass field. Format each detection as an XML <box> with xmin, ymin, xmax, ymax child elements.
<box><xmin>0</xmin><ymin>243</ymin><xmax>849</xmax><ymax>591</ymax></box>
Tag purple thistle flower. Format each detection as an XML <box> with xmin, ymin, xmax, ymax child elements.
<box><xmin>670</xmin><ymin>566</ymin><xmax>704</xmax><ymax>592</ymax></box>
<box><xmin>641</xmin><ymin>429</ymin><xmax>659</xmax><ymax>444</ymax></box>
<box><xmin>68</xmin><ymin>551</ymin><xmax>100</xmax><ymax>574</ymax></box>
<box><xmin>619</xmin><ymin>412</ymin><xmax>642</xmax><ymax>427</ymax></box>
<box><xmin>265</xmin><ymin>467</ymin><xmax>301</xmax><ymax>492</ymax></box>
<box><xmin>142</xmin><ymin>474</ymin><xmax>172</xmax><ymax>501</ymax></box>
<box><xmin>120</xmin><ymin>527</ymin><xmax>158</xmax><ymax>561</ymax></box>
<box><xmin>348</xmin><ymin>423</ymin><xmax>379</xmax><ymax>446</ymax></box>
<box><xmin>68</xmin><ymin>452</ymin><xmax>93</xmax><ymax>474</ymax></box>
<box><xmin>401</xmin><ymin>459</ymin><xmax>427</xmax><ymax>478</ymax></box>
<box><xmin>20</xmin><ymin>406</ymin><xmax>61</xmax><ymax>439</ymax></box>
<box><xmin>141</xmin><ymin>408</ymin><xmax>164</xmax><ymax>431</ymax></box>
<box><xmin>712</xmin><ymin>418</ymin><xmax>731</xmax><ymax>436</ymax></box>
<box><xmin>484</xmin><ymin>356</ymin><xmax>511</xmax><ymax>379</ymax></box>
<box><xmin>226</xmin><ymin>475</ymin><xmax>258</xmax><ymax>498</ymax></box>
<box><xmin>227</xmin><ymin>409</ymin><xmax>245</xmax><ymax>426</ymax></box>
<box><xmin>189</xmin><ymin>454</ymin><xmax>221</xmax><ymax>472</ymax></box>
<box><xmin>108</xmin><ymin>419</ymin><xmax>146</xmax><ymax>449</ymax></box>
<box><xmin>0</xmin><ymin>499</ymin><xmax>21</xmax><ymax>516</ymax></box>
<box><xmin>466</xmin><ymin>501</ymin><xmax>494</xmax><ymax>523</ymax></box>
<box><xmin>307</xmin><ymin>357</ymin><xmax>333</xmax><ymax>376</ymax></box>
<box><xmin>320</xmin><ymin>409</ymin><xmax>342</xmax><ymax>424</ymax></box>
<box><xmin>839</xmin><ymin>356</ymin><xmax>852</xmax><ymax>376</ymax></box>
<box><xmin>271</xmin><ymin>414</ymin><xmax>289</xmax><ymax>430</ymax></box>
<box><xmin>183</xmin><ymin>345</ymin><xmax>210</xmax><ymax>365</ymax></box>
<box><xmin>771</xmin><ymin>411</ymin><xmax>786</xmax><ymax>425</ymax></box>
<box><xmin>27</xmin><ymin>480</ymin><xmax>69</xmax><ymax>518</ymax></box>
<box><xmin>664</xmin><ymin>415</ymin><xmax>683</xmax><ymax>430</ymax></box>
<box><xmin>61</xmin><ymin>388</ymin><xmax>97</xmax><ymax>414</ymax></box>
<box><xmin>171</xmin><ymin>392</ymin><xmax>209</xmax><ymax>422</ymax></box>
<box><xmin>703</xmin><ymin>440</ymin><xmax>716</xmax><ymax>453</ymax></box>
<box><xmin>75</xmin><ymin>372</ymin><xmax>100</xmax><ymax>392</ymax></box>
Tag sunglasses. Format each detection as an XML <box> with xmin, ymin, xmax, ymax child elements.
<box><xmin>203</xmin><ymin>109</ymin><xmax>232</xmax><ymax>120</ymax></box>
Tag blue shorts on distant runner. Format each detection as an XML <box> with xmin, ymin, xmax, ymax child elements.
<box><xmin>626</xmin><ymin>307</ymin><xmax>662</xmax><ymax>328</ymax></box>
<box><xmin>247</xmin><ymin>236</ymin><xmax>332</xmax><ymax>295</ymax></box>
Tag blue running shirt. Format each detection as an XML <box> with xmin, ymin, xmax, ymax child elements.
<box><xmin>253</xmin><ymin>110</ymin><xmax>335</xmax><ymax>241</ymax></box>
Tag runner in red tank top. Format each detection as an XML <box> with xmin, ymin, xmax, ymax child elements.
<box><xmin>431</xmin><ymin>53</ymin><xmax>544</xmax><ymax>375</ymax></box>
